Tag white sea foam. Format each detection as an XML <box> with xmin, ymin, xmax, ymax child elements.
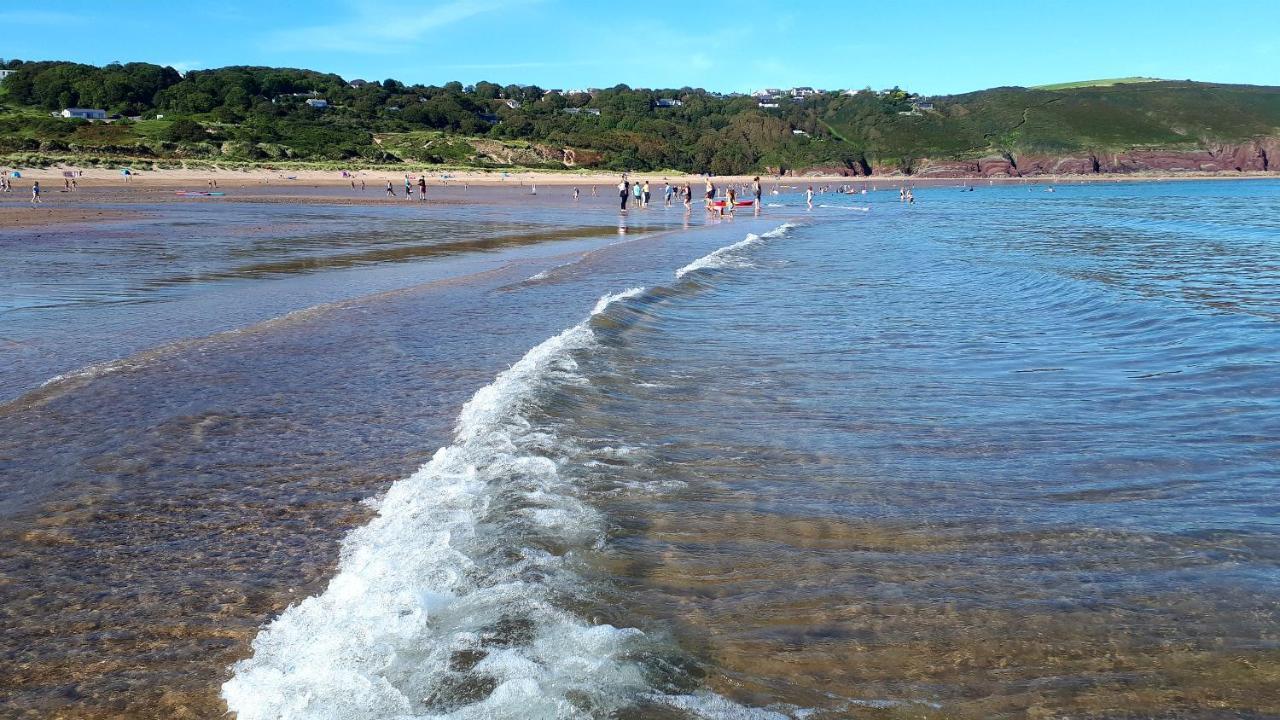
<box><xmin>674</xmin><ymin>223</ymin><xmax>795</xmax><ymax>279</ymax></box>
<box><xmin>223</xmin><ymin>288</ymin><xmax>655</xmax><ymax>720</ymax></box>
<box><xmin>224</xmin><ymin>247</ymin><xmax>816</xmax><ymax>717</ymax></box>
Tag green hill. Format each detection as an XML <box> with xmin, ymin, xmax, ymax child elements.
<box><xmin>1032</xmin><ymin>77</ymin><xmax>1162</xmax><ymax>91</ymax></box>
<box><xmin>2</xmin><ymin>58</ymin><xmax>1278</xmax><ymax>176</ymax></box>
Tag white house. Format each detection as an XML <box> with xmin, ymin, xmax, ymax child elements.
<box><xmin>758</xmin><ymin>102</ymin><xmax>780</xmax><ymax>109</ymax></box>
<box><xmin>655</xmin><ymin>98</ymin><xmax>683</xmax><ymax>107</ymax></box>
<box><xmin>305</xmin><ymin>98</ymin><xmax>329</xmax><ymax>109</ymax></box>
<box><xmin>0</xmin><ymin>69</ymin><xmax>15</xmax><ymax>80</ymax></box>
<box><xmin>61</xmin><ymin>108</ymin><xmax>107</xmax><ymax>120</ymax></box>
<box><xmin>791</xmin><ymin>87</ymin><xmax>817</xmax><ymax>98</ymax></box>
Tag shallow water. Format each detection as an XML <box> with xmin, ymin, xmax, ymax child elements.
<box><xmin>2</xmin><ymin>181</ymin><xmax>1279</xmax><ymax>718</ymax></box>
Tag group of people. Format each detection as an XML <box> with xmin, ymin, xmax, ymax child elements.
<box><xmin>617</xmin><ymin>176</ymin><xmax>699</xmax><ymax>212</ymax></box>
<box><xmin>384</xmin><ymin>175</ymin><xmax>428</xmax><ymax>200</ymax></box>
<box><xmin>616</xmin><ymin>175</ymin><xmax>765</xmax><ymax>215</ymax></box>
<box><xmin>1</xmin><ymin>171</ymin><xmax>44</xmax><ymax>204</ymax></box>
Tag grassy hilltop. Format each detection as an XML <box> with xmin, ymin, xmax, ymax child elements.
<box><xmin>2</xmin><ymin>59</ymin><xmax>1279</xmax><ymax>176</ymax></box>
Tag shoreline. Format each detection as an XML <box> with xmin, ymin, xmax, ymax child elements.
<box><xmin>3</xmin><ymin>163</ymin><xmax>1280</xmax><ymax>189</ymax></box>
<box><xmin>2</xmin><ymin>165</ymin><xmax>1276</xmax><ymax>231</ymax></box>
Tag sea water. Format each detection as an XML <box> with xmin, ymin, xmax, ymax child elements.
<box><xmin>3</xmin><ymin>181</ymin><xmax>1278</xmax><ymax>718</ymax></box>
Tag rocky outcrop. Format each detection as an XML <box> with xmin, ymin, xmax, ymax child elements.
<box><xmin>805</xmin><ymin>138</ymin><xmax>1280</xmax><ymax>178</ymax></box>
<box><xmin>1013</xmin><ymin>155</ymin><xmax>1098</xmax><ymax>175</ymax></box>
<box><xmin>912</xmin><ymin>160</ymin><xmax>978</xmax><ymax>177</ymax></box>
<box><xmin>977</xmin><ymin>155</ymin><xmax>1017</xmax><ymax>177</ymax></box>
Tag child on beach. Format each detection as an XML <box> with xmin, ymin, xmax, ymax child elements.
<box><xmin>385</xmin><ymin>180</ymin><xmax>395</xmax><ymax>197</ymax></box>
<box><xmin>31</xmin><ymin>181</ymin><xmax>42</xmax><ymax>204</ymax></box>
<box><xmin>418</xmin><ymin>175</ymin><xmax>427</xmax><ymax>201</ymax></box>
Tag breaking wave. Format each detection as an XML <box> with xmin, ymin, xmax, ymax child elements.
<box><xmin>223</xmin><ymin>224</ymin><xmax>799</xmax><ymax>719</ymax></box>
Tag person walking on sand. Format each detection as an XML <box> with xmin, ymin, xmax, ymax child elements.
<box><xmin>806</xmin><ymin>185</ymin><xmax>815</xmax><ymax>210</ymax></box>
<box><xmin>31</xmin><ymin>181</ymin><xmax>42</xmax><ymax>204</ymax></box>
<box><xmin>418</xmin><ymin>175</ymin><xmax>427</xmax><ymax>201</ymax></box>
<box><xmin>619</xmin><ymin>177</ymin><xmax>630</xmax><ymax>211</ymax></box>
<box><xmin>386</xmin><ymin>180</ymin><xmax>395</xmax><ymax>197</ymax></box>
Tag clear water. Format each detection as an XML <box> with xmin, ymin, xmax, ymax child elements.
<box><xmin>2</xmin><ymin>181</ymin><xmax>1278</xmax><ymax>718</ymax></box>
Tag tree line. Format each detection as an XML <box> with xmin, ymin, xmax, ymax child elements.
<box><xmin>0</xmin><ymin>58</ymin><xmax>920</xmax><ymax>173</ymax></box>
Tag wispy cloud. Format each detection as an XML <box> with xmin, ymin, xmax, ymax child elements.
<box><xmin>265</xmin><ymin>0</ymin><xmax>527</xmax><ymax>54</ymax></box>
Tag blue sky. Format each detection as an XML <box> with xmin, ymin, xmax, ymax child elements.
<box><xmin>3</xmin><ymin>1</ymin><xmax>1279</xmax><ymax>95</ymax></box>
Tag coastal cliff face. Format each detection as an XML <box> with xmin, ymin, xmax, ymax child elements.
<box><xmin>840</xmin><ymin>139</ymin><xmax>1278</xmax><ymax>178</ymax></box>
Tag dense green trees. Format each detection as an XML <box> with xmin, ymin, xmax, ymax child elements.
<box><xmin>8</xmin><ymin>58</ymin><xmax>1269</xmax><ymax>173</ymax></box>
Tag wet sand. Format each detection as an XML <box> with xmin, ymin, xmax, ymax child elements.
<box><xmin>0</xmin><ymin>185</ymin><xmax>784</xmax><ymax>718</ymax></box>
<box><xmin>1</xmin><ymin>165</ymin><xmax>1275</xmax><ymax>232</ymax></box>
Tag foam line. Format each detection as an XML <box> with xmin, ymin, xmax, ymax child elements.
<box><xmin>223</xmin><ymin>288</ymin><xmax>653</xmax><ymax>719</ymax></box>
<box><xmin>674</xmin><ymin>223</ymin><xmax>795</xmax><ymax>279</ymax></box>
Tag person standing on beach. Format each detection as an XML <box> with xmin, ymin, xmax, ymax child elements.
<box><xmin>573</xmin><ymin>187</ymin><xmax>580</xmax><ymax>201</ymax></box>
<box><xmin>806</xmin><ymin>185</ymin><xmax>815</xmax><ymax>209</ymax></box>
<box><xmin>633</xmin><ymin>180</ymin><xmax>643</xmax><ymax>208</ymax></box>
<box><xmin>404</xmin><ymin>176</ymin><xmax>413</xmax><ymax>199</ymax></box>
<box><xmin>418</xmin><ymin>175</ymin><xmax>427</xmax><ymax>201</ymax></box>
<box><xmin>619</xmin><ymin>177</ymin><xmax>629</xmax><ymax>211</ymax></box>
<box><xmin>31</xmin><ymin>181</ymin><xmax>42</xmax><ymax>204</ymax></box>
<box><xmin>642</xmin><ymin>180</ymin><xmax>651</xmax><ymax>208</ymax></box>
